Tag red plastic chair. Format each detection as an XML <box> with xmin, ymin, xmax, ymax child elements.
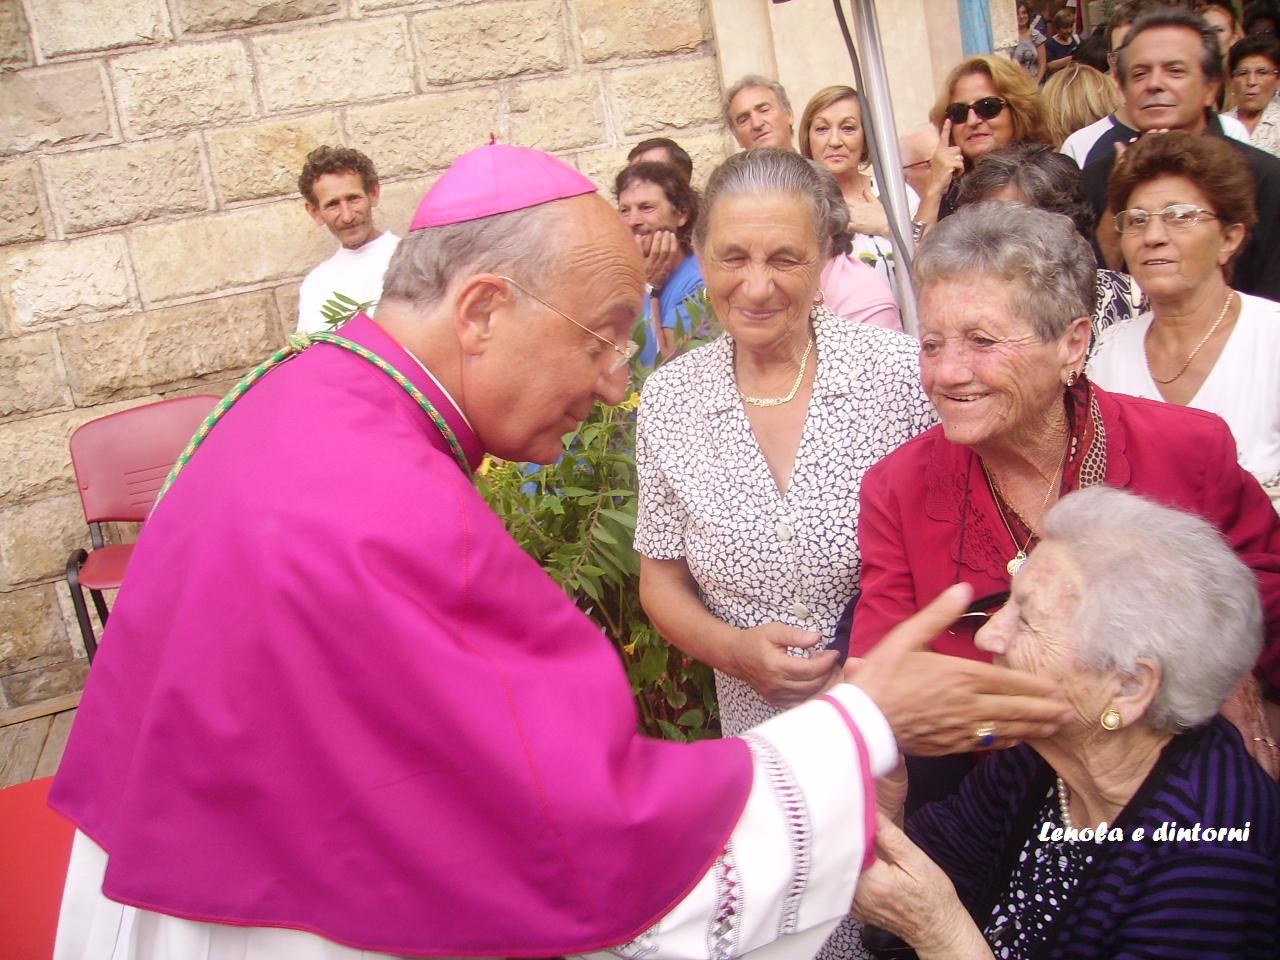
<box><xmin>0</xmin><ymin>777</ymin><xmax>76</xmax><ymax>960</ymax></box>
<box><xmin>66</xmin><ymin>395</ymin><xmax>218</xmax><ymax>661</ymax></box>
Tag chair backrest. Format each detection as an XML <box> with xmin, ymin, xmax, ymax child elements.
<box><xmin>69</xmin><ymin>395</ymin><xmax>219</xmax><ymax>524</ymax></box>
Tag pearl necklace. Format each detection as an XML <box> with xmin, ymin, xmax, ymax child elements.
<box><xmin>738</xmin><ymin>337</ymin><xmax>815</xmax><ymax>408</ymax></box>
<box><xmin>1144</xmin><ymin>290</ymin><xmax>1234</xmax><ymax>385</ymax></box>
<box><xmin>1057</xmin><ymin>776</ymin><xmax>1072</xmax><ymax>830</ymax></box>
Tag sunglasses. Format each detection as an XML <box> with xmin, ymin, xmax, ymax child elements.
<box><xmin>945</xmin><ymin>96</ymin><xmax>1008</xmax><ymax>126</ymax></box>
<box><xmin>946</xmin><ymin>591</ymin><xmax>1010</xmax><ymax>637</ymax></box>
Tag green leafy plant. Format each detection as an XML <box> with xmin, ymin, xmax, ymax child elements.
<box><xmin>319</xmin><ymin>292</ymin><xmax>374</xmax><ymax>330</ymax></box>
<box><xmin>477</xmin><ymin>292</ymin><xmax>721</xmax><ymax>741</ymax></box>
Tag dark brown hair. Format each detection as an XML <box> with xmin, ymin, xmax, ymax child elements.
<box><xmin>613</xmin><ymin>161</ymin><xmax>700</xmax><ymax>251</ymax></box>
<box><xmin>298</xmin><ymin>145</ymin><xmax>379</xmax><ymax>205</ymax></box>
<box><xmin>1107</xmin><ymin>131</ymin><xmax>1257</xmax><ymax>272</ymax></box>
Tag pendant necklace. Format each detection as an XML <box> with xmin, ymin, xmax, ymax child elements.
<box><xmin>982</xmin><ymin>442</ymin><xmax>1068</xmax><ymax>576</ymax></box>
<box><xmin>1144</xmin><ymin>290</ymin><xmax>1234</xmax><ymax>385</ymax></box>
<box><xmin>739</xmin><ymin>337</ymin><xmax>815</xmax><ymax>408</ymax></box>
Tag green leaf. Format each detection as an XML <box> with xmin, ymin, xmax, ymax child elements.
<box><xmin>593</xmin><ymin>525</ymin><xmax>618</xmax><ymax>545</ymax></box>
<box><xmin>600</xmin><ymin>508</ymin><xmax>636</xmax><ymax>529</ymax></box>
<box><xmin>676</xmin><ymin>708</ymin><xmax>705</xmax><ymax>728</ymax></box>
<box><xmin>657</xmin><ymin>719</ymin><xmax>687</xmax><ymax>742</ymax></box>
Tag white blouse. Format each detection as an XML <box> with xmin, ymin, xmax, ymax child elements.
<box><xmin>1088</xmin><ymin>291</ymin><xmax>1280</xmax><ymax>493</ymax></box>
<box><xmin>635</xmin><ymin>306</ymin><xmax>937</xmax><ymax>736</ymax></box>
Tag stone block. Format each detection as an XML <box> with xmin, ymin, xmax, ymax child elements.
<box><xmin>3</xmin><ymin>658</ymin><xmax>89</xmax><ymax>705</ymax></box>
<box><xmin>28</xmin><ymin>0</ymin><xmax>169</xmax><ymax>57</ymax></box>
<box><xmin>176</xmin><ymin>0</ymin><xmax>338</xmax><ymax>33</ymax></box>
<box><xmin>253</xmin><ymin>18</ymin><xmax>413</xmax><ymax>113</ymax></box>
<box><xmin>575</xmin><ymin>0</ymin><xmax>705</xmax><ymax>63</ymax></box>
<box><xmin>572</xmin><ymin>144</ymin><xmax>632</xmax><ymax>195</ymax></box>
<box><xmin>508</xmin><ymin>75</ymin><xmax>607</xmax><ymax>153</ymax></box>
<box><xmin>112</xmin><ymin>42</ymin><xmax>255</xmax><ymax>138</ymax></box>
<box><xmin>58</xmin><ymin>291</ymin><xmax>281</xmax><ymax>405</ymax></box>
<box><xmin>611</xmin><ymin>57</ymin><xmax>723</xmax><ymax>136</ymax></box>
<box><xmin>0</xmin><ymin>161</ymin><xmax>46</xmax><ymax>246</ymax></box>
<box><xmin>46</xmin><ymin>136</ymin><xmax>210</xmax><ymax>235</ymax></box>
<box><xmin>0</xmin><ymin>585</ymin><xmax>71</xmax><ymax>675</ymax></box>
<box><xmin>411</xmin><ymin>0</ymin><xmax>565</xmax><ymax>85</ymax></box>
<box><xmin>576</xmin><ymin>131</ymin><xmax>732</xmax><ymax>193</ymax></box>
<box><xmin>346</xmin><ymin>92</ymin><xmax>502</xmax><ymax>179</ymax></box>
<box><xmin>0</xmin><ymin>396</ymin><xmax>161</xmax><ymax>506</ymax></box>
<box><xmin>0</xmin><ymin>235</ymin><xmax>136</xmax><ymax>330</ymax></box>
<box><xmin>375</xmin><ymin>176</ymin><xmax>433</xmax><ymax>238</ymax></box>
<box><xmin>0</xmin><ymin>0</ymin><xmax>34</xmax><ymax>70</ymax></box>
<box><xmin>130</xmin><ymin>202</ymin><xmax>332</xmax><ymax>303</ymax></box>
<box><xmin>272</xmin><ymin>284</ymin><xmax>300</xmax><ymax>339</ymax></box>
<box><xmin>0</xmin><ymin>63</ymin><xmax>114</xmax><ymax>157</ymax></box>
<box><xmin>207</xmin><ymin>114</ymin><xmax>343</xmax><ymax>204</ymax></box>
<box><xmin>0</xmin><ymin>493</ymin><xmax>86</xmax><ymax>587</ymax></box>
<box><xmin>0</xmin><ymin>331</ymin><xmax>71</xmax><ymax>420</ymax></box>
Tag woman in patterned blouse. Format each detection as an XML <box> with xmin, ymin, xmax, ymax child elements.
<box><xmin>634</xmin><ymin>148</ymin><xmax>937</xmax><ymax>959</ymax></box>
<box><xmin>852</xmin><ymin>487</ymin><xmax>1280</xmax><ymax>960</ymax></box>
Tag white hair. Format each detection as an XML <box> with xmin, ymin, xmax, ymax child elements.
<box><xmin>1041</xmin><ymin>487</ymin><xmax>1262</xmax><ymax>732</ymax></box>
<box><xmin>722</xmin><ymin>74</ymin><xmax>793</xmax><ymax>128</ymax></box>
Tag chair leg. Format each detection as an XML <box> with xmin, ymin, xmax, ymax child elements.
<box><xmin>89</xmin><ymin>589</ymin><xmax>110</xmax><ymax>628</ymax></box>
<box><xmin>65</xmin><ymin>551</ymin><xmax>98</xmax><ymax>663</ymax></box>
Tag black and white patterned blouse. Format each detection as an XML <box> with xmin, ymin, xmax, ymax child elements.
<box><xmin>984</xmin><ymin>783</ymin><xmax>1093</xmax><ymax>959</ymax></box>
<box><xmin>635</xmin><ymin>305</ymin><xmax>937</xmax><ymax>736</ymax></box>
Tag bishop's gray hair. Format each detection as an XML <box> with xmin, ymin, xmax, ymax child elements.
<box><xmin>1041</xmin><ymin>487</ymin><xmax>1262</xmax><ymax>733</ymax></box>
<box><xmin>694</xmin><ymin>148</ymin><xmax>841</xmax><ymax>256</ymax></box>
<box><xmin>722</xmin><ymin>74</ymin><xmax>793</xmax><ymax>128</ymax></box>
<box><xmin>380</xmin><ymin>202</ymin><xmax>565</xmax><ymax>311</ymax></box>
<box><xmin>913</xmin><ymin>202</ymin><xmax>1095</xmax><ymax>341</ymax></box>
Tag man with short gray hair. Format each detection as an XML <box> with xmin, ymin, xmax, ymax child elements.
<box><xmin>724</xmin><ymin>73</ymin><xmax>796</xmax><ymax>151</ymax></box>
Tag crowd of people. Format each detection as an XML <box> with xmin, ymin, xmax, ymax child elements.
<box><xmin>47</xmin><ymin>1</ymin><xmax>1280</xmax><ymax>959</ymax></box>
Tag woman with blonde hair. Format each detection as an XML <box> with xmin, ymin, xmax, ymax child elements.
<box><xmin>799</xmin><ymin>84</ymin><xmax>916</xmax><ymax>289</ymax></box>
<box><xmin>1040</xmin><ymin>62</ymin><xmax>1122</xmax><ymax>149</ymax></box>
<box><xmin>915</xmin><ymin>54</ymin><xmax>1048</xmax><ymax>236</ymax></box>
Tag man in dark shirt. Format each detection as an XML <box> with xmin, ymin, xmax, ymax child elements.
<box><xmin>1081</xmin><ymin>6</ymin><xmax>1280</xmax><ymax>302</ymax></box>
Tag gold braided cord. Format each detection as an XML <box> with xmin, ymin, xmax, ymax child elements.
<box><xmin>153</xmin><ymin>332</ymin><xmax>471</xmax><ymax>510</ymax></box>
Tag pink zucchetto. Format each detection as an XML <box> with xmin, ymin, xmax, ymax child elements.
<box><xmin>410</xmin><ymin>143</ymin><xmax>597</xmax><ymax>230</ymax></box>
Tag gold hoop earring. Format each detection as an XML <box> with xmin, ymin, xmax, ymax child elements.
<box><xmin>1100</xmin><ymin>708</ymin><xmax>1121</xmax><ymax>731</ymax></box>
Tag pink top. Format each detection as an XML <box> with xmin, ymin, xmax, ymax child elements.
<box><xmin>819</xmin><ymin>253</ymin><xmax>903</xmax><ymax>331</ymax></box>
<box><xmin>50</xmin><ymin>313</ymin><xmax>753</xmax><ymax>956</ymax></box>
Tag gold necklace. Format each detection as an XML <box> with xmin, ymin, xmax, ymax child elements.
<box><xmin>738</xmin><ymin>338</ymin><xmax>815</xmax><ymax>408</ymax></box>
<box><xmin>1144</xmin><ymin>290</ymin><xmax>1234</xmax><ymax>385</ymax></box>
<box><xmin>982</xmin><ymin>443</ymin><xmax>1068</xmax><ymax>576</ymax></box>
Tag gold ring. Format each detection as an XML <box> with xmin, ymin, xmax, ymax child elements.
<box><xmin>975</xmin><ymin>723</ymin><xmax>997</xmax><ymax>748</ymax></box>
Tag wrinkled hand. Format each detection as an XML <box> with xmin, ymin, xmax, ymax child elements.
<box><xmin>731</xmin><ymin>622</ymin><xmax>841</xmax><ymax>708</ymax></box>
<box><xmin>927</xmin><ymin>120</ymin><xmax>965</xmax><ymax>195</ymax></box>
<box><xmin>852</xmin><ymin>814</ymin><xmax>985</xmax><ymax>957</ymax></box>
<box><xmin>848</xmin><ymin>584</ymin><xmax>1071</xmax><ymax>755</ymax></box>
<box><xmin>846</xmin><ymin>188</ymin><xmax>890</xmax><ymax>238</ymax></box>
<box><xmin>1221</xmin><ymin>676</ymin><xmax>1280</xmax><ymax>780</ymax></box>
<box><xmin>638</xmin><ymin>230</ymin><xmax>681</xmax><ymax>289</ymax></box>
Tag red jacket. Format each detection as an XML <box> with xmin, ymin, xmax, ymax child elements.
<box><xmin>848</xmin><ymin>386</ymin><xmax>1280</xmax><ymax>692</ymax></box>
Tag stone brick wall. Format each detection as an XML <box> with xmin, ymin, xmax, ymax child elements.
<box><xmin>0</xmin><ymin>0</ymin><xmax>733</xmax><ymax>709</ymax></box>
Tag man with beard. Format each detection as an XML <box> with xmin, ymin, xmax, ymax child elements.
<box><xmin>615</xmin><ymin>161</ymin><xmax>706</xmax><ymax>364</ymax></box>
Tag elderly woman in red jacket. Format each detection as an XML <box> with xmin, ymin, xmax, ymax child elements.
<box><xmin>839</xmin><ymin>202</ymin><xmax>1280</xmax><ymax>810</ymax></box>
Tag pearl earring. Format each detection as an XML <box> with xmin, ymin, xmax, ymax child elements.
<box><xmin>1100</xmin><ymin>708</ymin><xmax>1121</xmax><ymax>731</ymax></box>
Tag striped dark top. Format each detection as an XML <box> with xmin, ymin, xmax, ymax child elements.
<box><xmin>907</xmin><ymin>717</ymin><xmax>1280</xmax><ymax>958</ymax></box>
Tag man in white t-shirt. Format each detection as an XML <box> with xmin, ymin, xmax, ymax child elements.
<box><xmin>296</xmin><ymin>146</ymin><xmax>400</xmax><ymax>333</ymax></box>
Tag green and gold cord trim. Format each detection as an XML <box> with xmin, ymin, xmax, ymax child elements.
<box><xmin>154</xmin><ymin>331</ymin><xmax>471</xmax><ymax>510</ymax></box>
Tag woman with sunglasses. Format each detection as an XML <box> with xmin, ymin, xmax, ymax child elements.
<box><xmin>838</xmin><ymin>203</ymin><xmax>1280</xmax><ymax>811</ymax></box>
<box><xmin>1089</xmin><ymin>132</ymin><xmax>1280</xmax><ymax>505</ymax></box>
<box><xmin>852</xmin><ymin>487</ymin><xmax>1280</xmax><ymax>960</ymax></box>
<box><xmin>913</xmin><ymin>55</ymin><xmax>1048</xmax><ymax>240</ymax></box>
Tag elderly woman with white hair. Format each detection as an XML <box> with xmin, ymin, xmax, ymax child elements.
<box><xmin>840</xmin><ymin>203</ymin><xmax>1280</xmax><ymax>811</ymax></box>
<box><xmin>853</xmin><ymin>487</ymin><xmax>1280</xmax><ymax>959</ymax></box>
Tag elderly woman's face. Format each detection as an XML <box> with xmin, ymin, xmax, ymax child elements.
<box><xmin>949</xmin><ymin>72</ymin><xmax>1015</xmax><ymax>161</ymax></box>
<box><xmin>698</xmin><ymin>191</ymin><xmax>823</xmax><ymax>352</ymax></box>
<box><xmin>976</xmin><ymin>545</ymin><xmax>1107</xmax><ymax>731</ymax></box>
<box><xmin>1119</xmin><ymin>174</ymin><xmax>1245</xmax><ymax>305</ymax></box>
<box><xmin>808</xmin><ymin>98</ymin><xmax>866</xmax><ymax>176</ymax></box>
<box><xmin>918</xmin><ymin>276</ymin><xmax>1071</xmax><ymax>453</ymax></box>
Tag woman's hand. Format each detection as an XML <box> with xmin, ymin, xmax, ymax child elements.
<box><xmin>852</xmin><ymin>814</ymin><xmax>994</xmax><ymax>959</ymax></box>
<box><xmin>846</xmin><ymin>188</ymin><xmax>890</xmax><ymax>239</ymax></box>
<box><xmin>926</xmin><ymin>120</ymin><xmax>965</xmax><ymax>198</ymax></box>
<box><xmin>730</xmin><ymin>622</ymin><xmax>841</xmax><ymax>708</ymax></box>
